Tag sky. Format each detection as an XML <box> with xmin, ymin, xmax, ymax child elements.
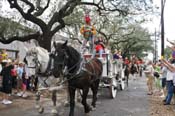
<box><xmin>146</xmin><ymin>0</ymin><xmax>175</xmax><ymax>60</ymax></box>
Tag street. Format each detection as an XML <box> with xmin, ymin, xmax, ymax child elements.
<box><xmin>0</xmin><ymin>76</ymin><xmax>149</xmax><ymax>116</ymax></box>
<box><xmin>63</xmin><ymin>77</ymin><xmax>148</xmax><ymax>116</ymax></box>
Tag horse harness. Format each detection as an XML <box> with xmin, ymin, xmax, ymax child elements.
<box><xmin>53</xmin><ymin>49</ymin><xmax>97</xmax><ymax>84</ymax></box>
<box><xmin>25</xmin><ymin>52</ymin><xmax>54</xmax><ymax>87</ymax></box>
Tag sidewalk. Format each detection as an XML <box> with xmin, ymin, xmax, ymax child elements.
<box><xmin>0</xmin><ymin>89</ymin><xmax>67</xmax><ymax>116</ymax></box>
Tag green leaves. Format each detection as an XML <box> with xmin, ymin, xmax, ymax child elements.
<box><xmin>0</xmin><ymin>17</ymin><xmax>35</xmax><ymax>38</ymax></box>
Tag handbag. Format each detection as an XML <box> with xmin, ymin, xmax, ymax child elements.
<box><xmin>154</xmin><ymin>72</ymin><xmax>159</xmax><ymax>78</ymax></box>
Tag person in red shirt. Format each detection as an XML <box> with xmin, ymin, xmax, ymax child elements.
<box><xmin>124</xmin><ymin>57</ymin><xmax>130</xmax><ymax>65</ymax></box>
<box><xmin>92</xmin><ymin>37</ymin><xmax>105</xmax><ymax>58</ymax></box>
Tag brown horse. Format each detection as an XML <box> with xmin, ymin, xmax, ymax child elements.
<box><xmin>52</xmin><ymin>41</ymin><xmax>103</xmax><ymax>116</ymax></box>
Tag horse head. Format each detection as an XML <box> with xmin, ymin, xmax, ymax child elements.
<box><xmin>25</xmin><ymin>47</ymin><xmax>50</xmax><ymax>73</ymax></box>
<box><xmin>52</xmin><ymin>40</ymin><xmax>81</xmax><ymax>78</ymax></box>
<box><xmin>52</xmin><ymin>41</ymin><xmax>69</xmax><ymax>77</ymax></box>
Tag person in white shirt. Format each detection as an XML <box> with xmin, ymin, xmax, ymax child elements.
<box><xmin>160</xmin><ymin>63</ymin><xmax>167</xmax><ymax>98</ymax></box>
<box><xmin>144</xmin><ymin>60</ymin><xmax>154</xmax><ymax>95</ymax></box>
<box><xmin>161</xmin><ymin>59</ymin><xmax>175</xmax><ymax>105</ymax></box>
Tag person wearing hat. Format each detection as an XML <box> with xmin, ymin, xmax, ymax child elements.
<box><xmin>0</xmin><ymin>59</ymin><xmax>14</xmax><ymax>104</ymax></box>
<box><xmin>80</xmin><ymin>14</ymin><xmax>96</xmax><ymax>53</ymax></box>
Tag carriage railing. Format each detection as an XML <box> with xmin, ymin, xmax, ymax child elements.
<box><xmin>112</xmin><ymin>59</ymin><xmax>124</xmax><ymax>79</ymax></box>
<box><xmin>83</xmin><ymin>53</ymin><xmax>124</xmax><ymax>78</ymax></box>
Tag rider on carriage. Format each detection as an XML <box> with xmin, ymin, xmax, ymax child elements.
<box><xmin>113</xmin><ymin>49</ymin><xmax>123</xmax><ymax>60</ymax></box>
<box><xmin>92</xmin><ymin>36</ymin><xmax>105</xmax><ymax>58</ymax></box>
<box><xmin>80</xmin><ymin>14</ymin><xmax>96</xmax><ymax>54</ymax></box>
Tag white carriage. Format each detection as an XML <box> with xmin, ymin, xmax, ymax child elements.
<box><xmin>84</xmin><ymin>52</ymin><xmax>126</xmax><ymax>99</ymax></box>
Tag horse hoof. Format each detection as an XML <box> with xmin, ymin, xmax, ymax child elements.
<box><xmin>85</xmin><ymin>113</ymin><xmax>90</xmax><ymax>116</ymax></box>
<box><xmin>51</xmin><ymin>109</ymin><xmax>58</xmax><ymax>114</ymax></box>
<box><xmin>38</xmin><ymin>107</ymin><xmax>44</xmax><ymax>114</ymax></box>
<box><xmin>77</xmin><ymin>98</ymin><xmax>82</xmax><ymax>103</ymax></box>
<box><xmin>35</xmin><ymin>105</ymin><xmax>40</xmax><ymax>109</ymax></box>
<box><xmin>91</xmin><ymin>106</ymin><xmax>96</xmax><ymax>111</ymax></box>
<box><xmin>64</xmin><ymin>101</ymin><xmax>70</xmax><ymax>107</ymax></box>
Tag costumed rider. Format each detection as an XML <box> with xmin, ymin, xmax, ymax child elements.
<box><xmin>80</xmin><ymin>14</ymin><xmax>96</xmax><ymax>54</ymax></box>
<box><xmin>92</xmin><ymin>37</ymin><xmax>105</xmax><ymax>58</ymax></box>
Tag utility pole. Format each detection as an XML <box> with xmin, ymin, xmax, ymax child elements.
<box><xmin>161</xmin><ymin>0</ymin><xmax>166</xmax><ymax>57</ymax></box>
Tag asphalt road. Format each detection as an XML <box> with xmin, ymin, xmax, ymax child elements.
<box><xmin>0</xmin><ymin>76</ymin><xmax>149</xmax><ymax>116</ymax></box>
<box><xmin>63</xmin><ymin>77</ymin><xmax>149</xmax><ymax>116</ymax></box>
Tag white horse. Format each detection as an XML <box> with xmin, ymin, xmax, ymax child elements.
<box><xmin>25</xmin><ymin>46</ymin><xmax>61</xmax><ymax>115</ymax></box>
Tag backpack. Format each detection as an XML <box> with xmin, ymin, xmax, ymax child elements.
<box><xmin>153</xmin><ymin>72</ymin><xmax>159</xmax><ymax>78</ymax></box>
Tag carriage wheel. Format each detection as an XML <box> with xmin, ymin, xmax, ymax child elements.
<box><xmin>109</xmin><ymin>78</ymin><xmax>117</xmax><ymax>99</ymax></box>
<box><xmin>119</xmin><ymin>69</ymin><xmax>125</xmax><ymax>90</ymax></box>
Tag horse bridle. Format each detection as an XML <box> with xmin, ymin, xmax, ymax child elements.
<box><xmin>53</xmin><ymin>49</ymin><xmax>69</xmax><ymax>75</ymax></box>
<box><xmin>25</xmin><ymin>52</ymin><xmax>41</xmax><ymax>69</ymax></box>
<box><xmin>25</xmin><ymin>52</ymin><xmax>51</xmax><ymax>87</ymax></box>
<box><xmin>53</xmin><ymin>49</ymin><xmax>82</xmax><ymax>76</ymax></box>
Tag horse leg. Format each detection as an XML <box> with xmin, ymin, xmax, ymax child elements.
<box><xmin>64</xmin><ymin>83</ymin><xmax>70</xmax><ymax>107</ymax></box>
<box><xmin>35</xmin><ymin>91</ymin><xmax>44</xmax><ymax>114</ymax></box>
<box><xmin>82</xmin><ymin>88</ymin><xmax>92</xmax><ymax>114</ymax></box>
<box><xmin>68</xmin><ymin>86</ymin><xmax>76</xmax><ymax>116</ymax></box>
<box><xmin>51</xmin><ymin>90</ymin><xmax>58</xmax><ymax>114</ymax></box>
<box><xmin>91</xmin><ymin>79</ymin><xmax>100</xmax><ymax>109</ymax></box>
<box><xmin>126</xmin><ymin>75</ymin><xmax>129</xmax><ymax>87</ymax></box>
<box><xmin>34</xmin><ymin>76</ymin><xmax>38</xmax><ymax>91</ymax></box>
<box><xmin>76</xmin><ymin>89</ymin><xmax>82</xmax><ymax>103</ymax></box>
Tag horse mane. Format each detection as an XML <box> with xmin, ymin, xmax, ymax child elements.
<box><xmin>56</xmin><ymin>43</ymin><xmax>81</xmax><ymax>65</ymax></box>
<box><xmin>67</xmin><ymin>46</ymin><xmax>81</xmax><ymax>61</ymax></box>
<box><xmin>27</xmin><ymin>46</ymin><xmax>48</xmax><ymax>55</ymax></box>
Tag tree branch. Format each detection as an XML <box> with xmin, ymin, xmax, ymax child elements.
<box><xmin>0</xmin><ymin>32</ymin><xmax>41</xmax><ymax>44</ymax></box>
<box><xmin>80</xmin><ymin>0</ymin><xmax>128</xmax><ymax>16</ymax></box>
<box><xmin>48</xmin><ymin>0</ymin><xmax>78</xmax><ymax>32</ymax></box>
<box><xmin>50</xmin><ymin>19</ymin><xmax>65</xmax><ymax>35</ymax></box>
<box><xmin>20</xmin><ymin>0</ymin><xmax>35</xmax><ymax>14</ymax></box>
<box><xmin>34</xmin><ymin>0</ymin><xmax>51</xmax><ymax>16</ymax></box>
<box><xmin>7</xmin><ymin>0</ymin><xmax>47</xmax><ymax>32</ymax></box>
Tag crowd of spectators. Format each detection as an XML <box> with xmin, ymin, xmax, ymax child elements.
<box><xmin>0</xmin><ymin>49</ymin><xmax>31</xmax><ymax>105</ymax></box>
<box><xmin>144</xmin><ymin>38</ymin><xmax>175</xmax><ymax>109</ymax></box>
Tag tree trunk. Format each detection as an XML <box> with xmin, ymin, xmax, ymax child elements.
<box><xmin>38</xmin><ymin>34</ymin><xmax>52</xmax><ymax>52</ymax></box>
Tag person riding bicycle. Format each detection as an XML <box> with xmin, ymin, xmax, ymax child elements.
<box><xmin>80</xmin><ymin>14</ymin><xmax>96</xmax><ymax>54</ymax></box>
